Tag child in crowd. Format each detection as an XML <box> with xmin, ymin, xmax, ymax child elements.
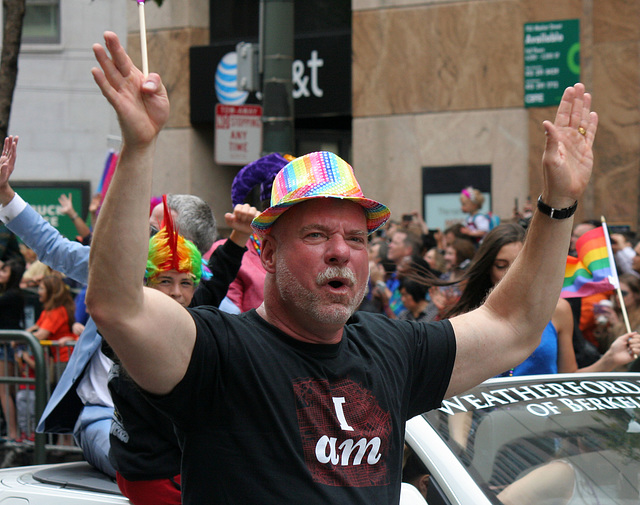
<box><xmin>459</xmin><ymin>186</ymin><xmax>491</xmax><ymax>243</ymax></box>
<box><xmin>594</xmin><ymin>274</ymin><xmax>640</xmax><ymax>357</ymax></box>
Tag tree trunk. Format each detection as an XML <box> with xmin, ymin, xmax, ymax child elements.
<box><xmin>0</xmin><ymin>0</ymin><xmax>25</xmax><ymax>141</ymax></box>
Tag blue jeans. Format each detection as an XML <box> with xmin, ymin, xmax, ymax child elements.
<box><xmin>73</xmin><ymin>404</ymin><xmax>116</xmax><ymax>478</ymax></box>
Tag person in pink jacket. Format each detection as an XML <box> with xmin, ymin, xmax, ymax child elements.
<box><xmin>205</xmin><ymin>153</ymin><xmax>292</xmax><ymax>312</ymax></box>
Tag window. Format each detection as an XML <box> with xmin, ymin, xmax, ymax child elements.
<box><xmin>209</xmin><ymin>0</ymin><xmax>350</xmax><ymax>44</ymax></box>
<box><xmin>22</xmin><ymin>0</ymin><xmax>60</xmax><ymax>44</ymax></box>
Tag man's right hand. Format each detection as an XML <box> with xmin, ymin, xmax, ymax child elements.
<box><xmin>91</xmin><ymin>31</ymin><xmax>170</xmax><ymax>149</ymax></box>
<box><xmin>0</xmin><ymin>136</ymin><xmax>18</xmax><ymax>206</ymax></box>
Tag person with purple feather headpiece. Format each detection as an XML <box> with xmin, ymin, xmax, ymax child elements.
<box><xmin>206</xmin><ymin>152</ymin><xmax>293</xmax><ymax>313</ymax></box>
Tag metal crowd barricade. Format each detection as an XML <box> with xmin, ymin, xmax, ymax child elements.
<box><xmin>0</xmin><ymin>330</ymin><xmax>48</xmax><ymax>464</ymax></box>
<box><xmin>39</xmin><ymin>339</ymin><xmax>77</xmax><ymax>392</ymax></box>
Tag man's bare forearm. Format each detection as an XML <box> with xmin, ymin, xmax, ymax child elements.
<box><xmin>87</xmin><ymin>142</ymin><xmax>155</xmax><ymax>325</ymax></box>
<box><xmin>446</xmin><ymin>84</ymin><xmax>597</xmax><ymax>397</ymax></box>
<box><xmin>85</xmin><ymin>32</ymin><xmax>193</xmax><ymax>394</ymax></box>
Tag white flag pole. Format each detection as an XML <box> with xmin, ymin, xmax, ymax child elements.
<box><xmin>138</xmin><ymin>0</ymin><xmax>149</xmax><ymax>77</ymax></box>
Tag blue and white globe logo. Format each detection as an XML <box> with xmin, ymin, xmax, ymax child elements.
<box><xmin>215</xmin><ymin>52</ymin><xmax>249</xmax><ymax>105</ymax></box>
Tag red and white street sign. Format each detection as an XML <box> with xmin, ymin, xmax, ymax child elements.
<box><xmin>214</xmin><ymin>104</ymin><xmax>263</xmax><ymax>166</ymax></box>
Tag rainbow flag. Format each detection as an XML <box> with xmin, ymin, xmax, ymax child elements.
<box><xmin>561</xmin><ymin>224</ymin><xmax>618</xmax><ymax>298</ymax></box>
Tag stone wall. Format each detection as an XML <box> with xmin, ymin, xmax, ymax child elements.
<box><xmin>352</xmin><ymin>0</ymin><xmax>640</xmax><ymax>229</ymax></box>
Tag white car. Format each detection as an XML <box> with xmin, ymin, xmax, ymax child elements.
<box><xmin>1</xmin><ymin>372</ymin><xmax>639</xmax><ymax>504</ymax></box>
<box><xmin>404</xmin><ymin>372</ymin><xmax>640</xmax><ymax>504</ymax></box>
<box><xmin>0</xmin><ymin>460</ymin><xmax>128</xmax><ymax>503</ymax></box>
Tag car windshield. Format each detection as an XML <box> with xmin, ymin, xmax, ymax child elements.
<box><xmin>423</xmin><ymin>375</ymin><xmax>640</xmax><ymax>504</ymax></box>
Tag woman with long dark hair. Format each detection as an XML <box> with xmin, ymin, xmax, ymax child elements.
<box><xmin>444</xmin><ymin>223</ymin><xmax>639</xmax><ymax>374</ymax></box>
<box><xmin>440</xmin><ymin>224</ymin><xmax>640</xmax><ymax>454</ymax></box>
<box><xmin>0</xmin><ymin>259</ymin><xmax>25</xmax><ymax>329</ymax></box>
<box><xmin>444</xmin><ymin>224</ymin><xmax>526</xmax><ymax>319</ymax></box>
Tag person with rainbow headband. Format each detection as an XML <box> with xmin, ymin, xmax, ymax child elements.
<box><xmin>205</xmin><ymin>152</ymin><xmax>294</xmax><ymax>313</ymax></box>
<box><xmin>0</xmin><ymin>134</ymin><xmax>255</xmax><ymax>478</ymax></box>
<box><xmin>104</xmin><ymin>195</ymin><xmax>209</xmax><ymax>505</ymax></box>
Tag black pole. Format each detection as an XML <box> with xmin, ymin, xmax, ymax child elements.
<box><xmin>260</xmin><ymin>0</ymin><xmax>294</xmax><ymax>155</ymax></box>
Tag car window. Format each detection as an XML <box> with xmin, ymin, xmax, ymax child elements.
<box><xmin>423</xmin><ymin>375</ymin><xmax>640</xmax><ymax>504</ymax></box>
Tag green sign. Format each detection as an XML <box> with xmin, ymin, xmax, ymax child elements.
<box><xmin>524</xmin><ymin>19</ymin><xmax>580</xmax><ymax>107</ymax></box>
<box><xmin>12</xmin><ymin>181</ymin><xmax>90</xmax><ymax>240</ymax></box>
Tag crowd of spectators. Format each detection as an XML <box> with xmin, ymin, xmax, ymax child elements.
<box><xmin>360</xmin><ymin>210</ymin><xmax>640</xmax><ymax>376</ymax></box>
<box><xmin>0</xmin><ymin>212</ymin><xmax>83</xmax><ymax>443</ymax></box>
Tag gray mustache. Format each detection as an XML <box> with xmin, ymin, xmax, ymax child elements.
<box><xmin>316</xmin><ymin>266</ymin><xmax>357</xmax><ymax>286</ymax></box>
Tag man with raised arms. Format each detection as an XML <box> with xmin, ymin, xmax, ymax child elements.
<box><xmin>86</xmin><ymin>31</ymin><xmax>597</xmax><ymax>505</ymax></box>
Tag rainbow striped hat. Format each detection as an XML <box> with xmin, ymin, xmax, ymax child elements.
<box><xmin>251</xmin><ymin>151</ymin><xmax>390</xmax><ymax>236</ymax></box>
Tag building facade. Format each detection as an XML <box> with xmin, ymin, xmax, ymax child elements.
<box><xmin>6</xmin><ymin>0</ymin><xmax>128</xmax><ymax>209</ymax></box>
<box><xmin>7</xmin><ymin>0</ymin><xmax>640</xmax><ymax>233</ymax></box>
<box><xmin>352</xmin><ymin>0</ymin><xmax>640</xmax><ymax>231</ymax></box>
<box><xmin>138</xmin><ymin>0</ymin><xmax>640</xmax><ymax>232</ymax></box>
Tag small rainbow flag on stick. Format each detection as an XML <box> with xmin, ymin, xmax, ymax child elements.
<box><xmin>561</xmin><ymin>224</ymin><xmax>619</xmax><ymax>298</ymax></box>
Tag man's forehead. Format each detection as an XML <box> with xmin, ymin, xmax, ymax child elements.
<box><xmin>275</xmin><ymin>199</ymin><xmax>367</xmax><ymax>232</ymax></box>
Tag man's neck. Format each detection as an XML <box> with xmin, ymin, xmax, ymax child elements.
<box><xmin>256</xmin><ymin>303</ymin><xmax>344</xmax><ymax>345</ymax></box>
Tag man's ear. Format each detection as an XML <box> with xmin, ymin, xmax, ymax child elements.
<box><xmin>260</xmin><ymin>234</ymin><xmax>277</xmax><ymax>274</ymax></box>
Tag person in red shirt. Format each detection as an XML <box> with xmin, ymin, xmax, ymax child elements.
<box><xmin>27</xmin><ymin>274</ymin><xmax>77</xmax><ymax>377</ymax></box>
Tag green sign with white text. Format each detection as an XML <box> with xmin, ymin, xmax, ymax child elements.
<box><xmin>11</xmin><ymin>181</ymin><xmax>90</xmax><ymax>240</ymax></box>
<box><xmin>524</xmin><ymin>19</ymin><xmax>580</xmax><ymax>107</ymax></box>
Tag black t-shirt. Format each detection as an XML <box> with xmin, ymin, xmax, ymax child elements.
<box><xmin>108</xmin><ymin>362</ymin><xmax>181</xmax><ymax>480</ymax></box>
<box><xmin>147</xmin><ymin>308</ymin><xmax>456</xmax><ymax>505</ymax></box>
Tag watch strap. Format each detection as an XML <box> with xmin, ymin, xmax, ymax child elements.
<box><xmin>537</xmin><ymin>195</ymin><xmax>578</xmax><ymax>219</ymax></box>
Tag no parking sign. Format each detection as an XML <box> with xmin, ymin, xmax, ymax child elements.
<box><xmin>214</xmin><ymin>104</ymin><xmax>263</xmax><ymax>166</ymax></box>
